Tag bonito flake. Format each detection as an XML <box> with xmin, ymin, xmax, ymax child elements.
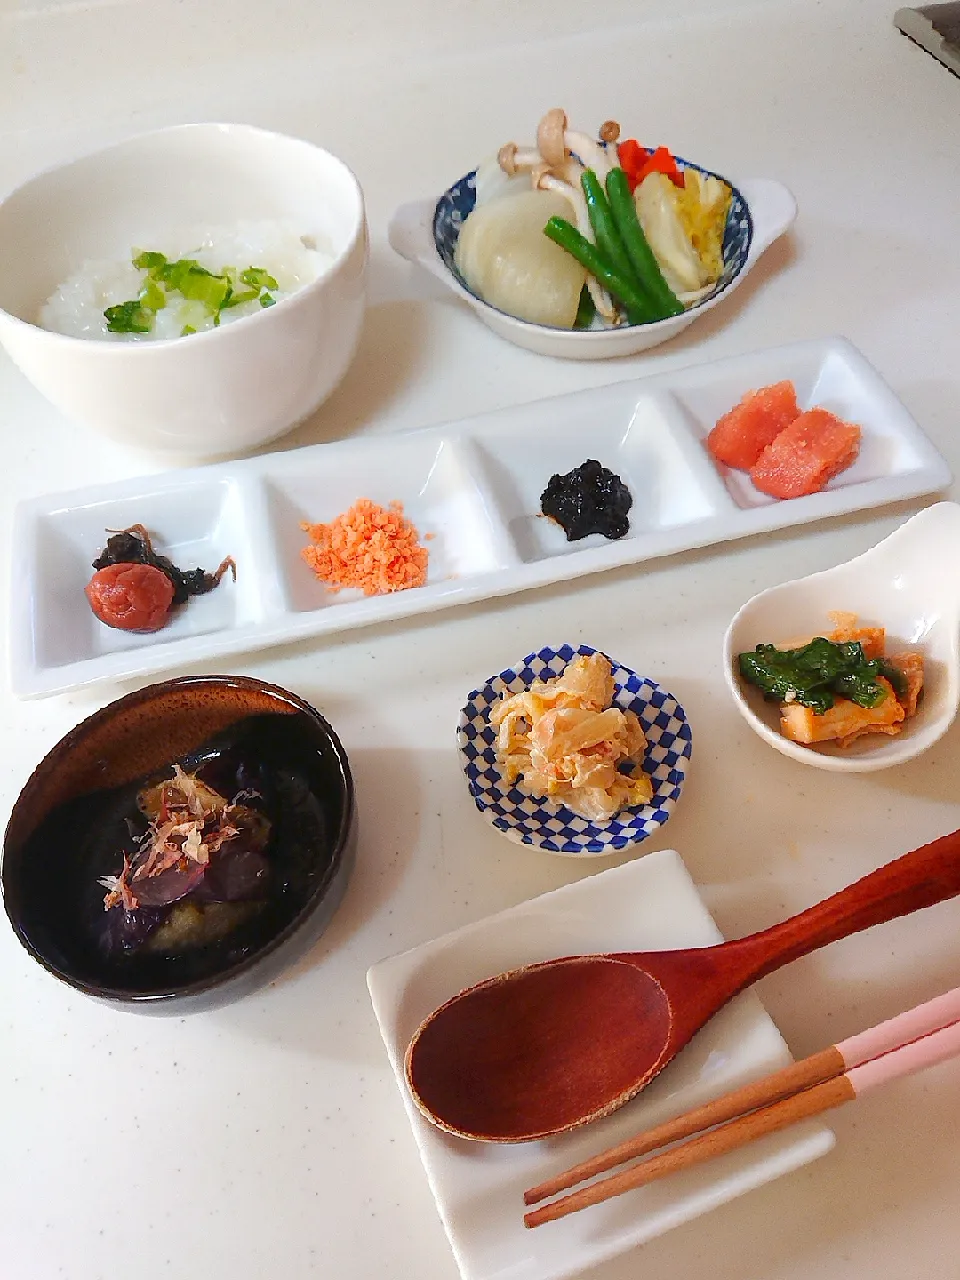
<box><xmin>490</xmin><ymin>653</ymin><xmax>654</xmax><ymax>821</ymax></box>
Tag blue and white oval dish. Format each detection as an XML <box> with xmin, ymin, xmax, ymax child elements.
<box><xmin>457</xmin><ymin>643</ymin><xmax>692</xmax><ymax>857</ymax></box>
<box><xmin>389</xmin><ymin>157</ymin><xmax>796</xmax><ymax>360</ymax></box>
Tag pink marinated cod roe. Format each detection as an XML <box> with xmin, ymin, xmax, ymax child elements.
<box><xmin>299</xmin><ymin>498</ymin><xmax>429</xmax><ymax>596</ymax></box>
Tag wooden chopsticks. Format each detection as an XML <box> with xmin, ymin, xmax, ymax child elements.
<box><xmin>523</xmin><ymin>985</ymin><xmax>960</xmax><ymax>1229</ymax></box>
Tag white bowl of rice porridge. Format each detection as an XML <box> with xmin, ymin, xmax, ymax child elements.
<box><xmin>0</xmin><ymin>124</ymin><xmax>367</xmax><ymax>456</ymax></box>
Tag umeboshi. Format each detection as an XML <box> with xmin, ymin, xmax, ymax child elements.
<box><xmin>85</xmin><ymin>562</ymin><xmax>176</xmax><ymax>632</ymax></box>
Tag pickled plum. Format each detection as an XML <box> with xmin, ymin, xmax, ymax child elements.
<box><xmin>85</xmin><ymin>523</ymin><xmax>236</xmax><ymax>632</ymax></box>
<box><xmin>85</xmin><ymin>562</ymin><xmax>175</xmax><ymax>632</ymax></box>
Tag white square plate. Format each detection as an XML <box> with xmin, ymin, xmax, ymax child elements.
<box><xmin>367</xmin><ymin>850</ymin><xmax>835</xmax><ymax>1280</ymax></box>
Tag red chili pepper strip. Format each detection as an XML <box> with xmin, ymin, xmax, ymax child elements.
<box><xmin>617</xmin><ymin>138</ymin><xmax>648</xmax><ymax>181</ymax></box>
<box><xmin>634</xmin><ymin>145</ymin><xmax>684</xmax><ymax>188</ymax></box>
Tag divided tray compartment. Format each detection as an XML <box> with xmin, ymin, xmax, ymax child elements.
<box><xmin>669</xmin><ymin>339</ymin><xmax>941</xmax><ymax>512</ymax></box>
<box><xmin>10</xmin><ymin>336</ymin><xmax>951</xmax><ymax>697</ymax></box>
<box><xmin>465</xmin><ymin>387</ymin><xmax>727</xmax><ymax>564</ymax></box>
<box><xmin>18</xmin><ymin>473</ymin><xmax>271</xmax><ymax>674</ymax></box>
<box><xmin>260</xmin><ymin>434</ymin><xmax>515</xmax><ymax>614</ymax></box>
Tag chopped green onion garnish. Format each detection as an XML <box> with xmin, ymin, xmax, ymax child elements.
<box><xmin>177</xmin><ymin>267</ymin><xmax>231</xmax><ymax>312</ymax></box>
<box><xmin>221</xmin><ymin>288</ymin><xmax>260</xmax><ymax>309</ymax></box>
<box><xmin>133</xmin><ymin>250</ymin><xmax>167</xmax><ymax>270</ymax></box>
<box><xmin>140</xmin><ymin>278</ymin><xmax>166</xmax><ymax>311</ymax></box>
<box><xmin>104</xmin><ymin>250</ymin><xmax>284</xmax><ymax>335</ymax></box>
<box><xmin>158</xmin><ymin>258</ymin><xmax>202</xmax><ymax>292</ymax></box>
<box><xmin>241</xmin><ymin>267</ymin><xmax>279</xmax><ymax>291</ymax></box>
<box><xmin>177</xmin><ymin>300</ymin><xmax>208</xmax><ymax>331</ymax></box>
<box><xmin>104</xmin><ymin>300</ymin><xmax>154</xmax><ymax>334</ymax></box>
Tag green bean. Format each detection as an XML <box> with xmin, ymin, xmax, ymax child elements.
<box><xmin>580</xmin><ymin>169</ymin><xmax>641</xmax><ymax>294</ymax></box>
<box><xmin>573</xmin><ymin>285</ymin><xmax>596</xmax><ymax>330</ymax></box>
<box><xmin>543</xmin><ymin>216</ymin><xmax>660</xmax><ymax>325</ymax></box>
<box><xmin>605</xmin><ymin>167</ymin><xmax>684</xmax><ymax>318</ymax></box>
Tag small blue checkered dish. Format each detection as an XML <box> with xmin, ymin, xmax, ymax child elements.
<box><xmin>457</xmin><ymin>643</ymin><xmax>692</xmax><ymax>857</ymax></box>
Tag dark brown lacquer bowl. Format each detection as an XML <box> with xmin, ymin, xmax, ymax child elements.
<box><xmin>2</xmin><ymin>675</ymin><xmax>356</xmax><ymax>1013</ymax></box>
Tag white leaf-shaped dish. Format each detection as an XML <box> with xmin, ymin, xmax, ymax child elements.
<box><xmin>723</xmin><ymin>502</ymin><xmax>960</xmax><ymax>772</ymax></box>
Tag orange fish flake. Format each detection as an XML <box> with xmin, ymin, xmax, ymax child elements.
<box><xmin>300</xmin><ymin>498</ymin><xmax>429</xmax><ymax>596</ymax></box>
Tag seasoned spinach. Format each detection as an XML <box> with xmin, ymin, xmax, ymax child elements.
<box><xmin>738</xmin><ymin>637</ymin><xmax>905</xmax><ymax>715</ymax></box>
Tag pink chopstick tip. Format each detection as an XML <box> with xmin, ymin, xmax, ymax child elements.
<box><xmin>838</xmin><ymin>986</ymin><xmax>960</xmax><ymax>1069</ymax></box>
<box><xmin>847</xmin><ymin>1019</ymin><xmax>960</xmax><ymax>1095</ymax></box>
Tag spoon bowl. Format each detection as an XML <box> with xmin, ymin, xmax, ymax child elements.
<box><xmin>405</xmin><ymin>824</ymin><xmax>960</xmax><ymax>1141</ymax></box>
<box><xmin>723</xmin><ymin>502</ymin><xmax>960</xmax><ymax>772</ymax></box>
<box><xmin>406</xmin><ymin>957</ymin><xmax>674</xmax><ymax>1141</ymax></box>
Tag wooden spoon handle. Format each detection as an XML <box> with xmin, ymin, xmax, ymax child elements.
<box><xmin>728</xmin><ymin>826</ymin><xmax>960</xmax><ymax>982</ymax></box>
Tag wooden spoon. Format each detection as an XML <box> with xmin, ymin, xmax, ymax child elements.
<box><xmin>405</xmin><ymin>826</ymin><xmax>960</xmax><ymax>1142</ymax></box>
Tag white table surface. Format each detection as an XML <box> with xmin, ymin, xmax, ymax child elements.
<box><xmin>2</xmin><ymin>1</ymin><xmax>960</xmax><ymax>1277</ymax></box>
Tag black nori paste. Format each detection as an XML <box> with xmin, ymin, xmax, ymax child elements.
<box><xmin>540</xmin><ymin>460</ymin><xmax>633</xmax><ymax>541</ymax></box>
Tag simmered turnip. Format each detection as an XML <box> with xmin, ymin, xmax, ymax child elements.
<box><xmin>454</xmin><ymin>189</ymin><xmax>587</xmax><ymax>328</ymax></box>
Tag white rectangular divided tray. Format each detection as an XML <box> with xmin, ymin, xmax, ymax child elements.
<box><xmin>11</xmin><ymin>335</ymin><xmax>950</xmax><ymax>697</ymax></box>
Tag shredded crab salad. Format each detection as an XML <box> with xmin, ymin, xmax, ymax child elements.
<box><xmin>490</xmin><ymin>652</ymin><xmax>654</xmax><ymax>821</ymax></box>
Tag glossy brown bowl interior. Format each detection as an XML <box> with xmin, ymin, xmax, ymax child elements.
<box><xmin>2</xmin><ymin>675</ymin><xmax>356</xmax><ymax>1011</ymax></box>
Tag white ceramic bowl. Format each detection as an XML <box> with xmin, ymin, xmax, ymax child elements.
<box><xmin>389</xmin><ymin>165</ymin><xmax>796</xmax><ymax>360</ymax></box>
<box><xmin>0</xmin><ymin>124</ymin><xmax>368</xmax><ymax>456</ymax></box>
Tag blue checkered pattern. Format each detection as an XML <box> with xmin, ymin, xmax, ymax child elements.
<box><xmin>457</xmin><ymin>644</ymin><xmax>692</xmax><ymax>857</ymax></box>
<box><xmin>433</xmin><ymin>156</ymin><xmax>752</xmax><ymax>326</ymax></box>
